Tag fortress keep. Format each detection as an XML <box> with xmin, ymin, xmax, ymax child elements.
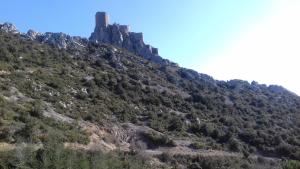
<box><xmin>95</xmin><ymin>12</ymin><xmax>109</xmax><ymax>28</ymax></box>
<box><xmin>90</xmin><ymin>12</ymin><xmax>163</xmax><ymax>63</ymax></box>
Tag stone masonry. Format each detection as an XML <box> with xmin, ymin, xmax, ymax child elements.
<box><xmin>95</xmin><ymin>12</ymin><xmax>109</xmax><ymax>28</ymax></box>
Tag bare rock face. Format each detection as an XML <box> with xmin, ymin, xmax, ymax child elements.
<box><xmin>41</xmin><ymin>32</ymin><xmax>72</xmax><ymax>49</ymax></box>
<box><xmin>26</xmin><ymin>29</ymin><xmax>41</xmax><ymax>40</ymax></box>
<box><xmin>0</xmin><ymin>23</ymin><xmax>19</xmax><ymax>34</ymax></box>
<box><xmin>25</xmin><ymin>31</ymin><xmax>88</xmax><ymax>50</ymax></box>
<box><xmin>89</xmin><ymin>12</ymin><xmax>171</xmax><ymax>65</ymax></box>
<box><xmin>0</xmin><ymin>23</ymin><xmax>86</xmax><ymax>50</ymax></box>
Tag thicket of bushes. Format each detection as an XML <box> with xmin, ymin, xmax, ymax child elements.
<box><xmin>0</xmin><ymin>28</ymin><xmax>300</xmax><ymax>165</ymax></box>
<box><xmin>0</xmin><ymin>136</ymin><xmax>151</xmax><ymax>169</ymax></box>
<box><xmin>282</xmin><ymin>160</ymin><xmax>300</xmax><ymax>169</ymax></box>
<box><xmin>157</xmin><ymin>153</ymin><xmax>284</xmax><ymax>169</ymax></box>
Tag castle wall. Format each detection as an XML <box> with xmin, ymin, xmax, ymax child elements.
<box><xmin>120</xmin><ymin>25</ymin><xmax>130</xmax><ymax>34</ymax></box>
<box><xmin>130</xmin><ymin>32</ymin><xmax>143</xmax><ymax>42</ymax></box>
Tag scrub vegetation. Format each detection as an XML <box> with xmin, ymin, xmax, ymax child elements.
<box><xmin>0</xmin><ymin>29</ymin><xmax>299</xmax><ymax>168</ymax></box>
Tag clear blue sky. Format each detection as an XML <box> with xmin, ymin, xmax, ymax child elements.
<box><xmin>3</xmin><ymin>0</ymin><xmax>299</xmax><ymax>95</ymax></box>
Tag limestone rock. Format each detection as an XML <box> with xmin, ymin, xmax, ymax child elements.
<box><xmin>104</xmin><ymin>47</ymin><xmax>127</xmax><ymax>70</ymax></box>
<box><xmin>26</xmin><ymin>29</ymin><xmax>42</xmax><ymax>40</ymax></box>
<box><xmin>41</xmin><ymin>32</ymin><xmax>72</xmax><ymax>49</ymax></box>
<box><xmin>0</xmin><ymin>23</ymin><xmax>19</xmax><ymax>34</ymax></box>
<box><xmin>25</xmin><ymin>31</ymin><xmax>88</xmax><ymax>50</ymax></box>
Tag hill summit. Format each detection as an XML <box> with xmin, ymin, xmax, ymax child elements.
<box><xmin>90</xmin><ymin>12</ymin><xmax>165</xmax><ymax>64</ymax></box>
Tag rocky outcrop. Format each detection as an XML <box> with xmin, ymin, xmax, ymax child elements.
<box><xmin>103</xmin><ymin>47</ymin><xmax>127</xmax><ymax>70</ymax></box>
<box><xmin>26</xmin><ymin>31</ymin><xmax>88</xmax><ymax>50</ymax></box>
<box><xmin>89</xmin><ymin>12</ymin><xmax>169</xmax><ymax>65</ymax></box>
<box><xmin>26</xmin><ymin>29</ymin><xmax>41</xmax><ymax>40</ymax></box>
<box><xmin>0</xmin><ymin>23</ymin><xmax>19</xmax><ymax>34</ymax></box>
<box><xmin>178</xmin><ymin>68</ymin><xmax>216</xmax><ymax>85</ymax></box>
<box><xmin>1</xmin><ymin>23</ymin><xmax>87</xmax><ymax>50</ymax></box>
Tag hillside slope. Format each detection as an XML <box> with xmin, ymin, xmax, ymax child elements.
<box><xmin>0</xmin><ymin>24</ymin><xmax>299</xmax><ymax>168</ymax></box>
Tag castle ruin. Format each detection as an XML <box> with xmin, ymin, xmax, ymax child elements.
<box><xmin>90</xmin><ymin>12</ymin><xmax>163</xmax><ymax>63</ymax></box>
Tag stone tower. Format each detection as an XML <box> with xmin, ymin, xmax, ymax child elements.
<box><xmin>95</xmin><ymin>12</ymin><xmax>109</xmax><ymax>28</ymax></box>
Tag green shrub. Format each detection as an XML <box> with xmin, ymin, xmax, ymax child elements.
<box><xmin>28</xmin><ymin>100</ymin><xmax>42</xmax><ymax>118</ymax></box>
<box><xmin>158</xmin><ymin>152</ymin><xmax>174</xmax><ymax>163</ymax></box>
<box><xmin>282</xmin><ymin>160</ymin><xmax>300</xmax><ymax>169</ymax></box>
<box><xmin>228</xmin><ymin>138</ymin><xmax>241</xmax><ymax>152</ymax></box>
<box><xmin>276</xmin><ymin>143</ymin><xmax>293</xmax><ymax>157</ymax></box>
<box><xmin>200</xmin><ymin>123</ymin><xmax>215</xmax><ymax>136</ymax></box>
<box><xmin>190</xmin><ymin>142</ymin><xmax>205</xmax><ymax>149</ymax></box>
<box><xmin>189</xmin><ymin>163</ymin><xmax>202</xmax><ymax>169</ymax></box>
<box><xmin>0</xmin><ymin>143</ymin><xmax>152</xmax><ymax>169</ymax></box>
<box><xmin>168</xmin><ymin>116</ymin><xmax>184</xmax><ymax>131</ymax></box>
<box><xmin>0</xmin><ymin>95</ymin><xmax>6</xmax><ymax>106</ymax></box>
<box><xmin>143</xmin><ymin>131</ymin><xmax>176</xmax><ymax>147</ymax></box>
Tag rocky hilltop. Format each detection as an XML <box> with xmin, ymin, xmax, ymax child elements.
<box><xmin>0</xmin><ymin>22</ymin><xmax>19</xmax><ymax>34</ymax></box>
<box><xmin>1</xmin><ymin>12</ymin><xmax>171</xmax><ymax>65</ymax></box>
<box><xmin>90</xmin><ymin>12</ymin><xmax>165</xmax><ymax>64</ymax></box>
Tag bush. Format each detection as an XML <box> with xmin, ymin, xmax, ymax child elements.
<box><xmin>228</xmin><ymin>138</ymin><xmax>241</xmax><ymax>152</ymax></box>
<box><xmin>242</xmin><ymin>149</ymin><xmax>250</xmax><ymax>159</ymax></box>
<box><xmin>282</xmin><ymin>160</ymin><xmax>300</xmax><ymax>169</ymax></box>
<box><xmin>190</xmin><ymin>142</ymin><xmax>205</xmax><ymax>149</ymax></box>
<box><xmin>143</xmin><ymin>131</ymin><xmax>176</xmax><ymax>148</ymax></box>
<box><xmin>168</xmin><ymin>116</ymin><xmax>183</xmax><ymax>131</ymax></box>
<box><xmin>158</xmin><ymin>152</ymin><xmax>174</xmax><ymax>163</ymax></box>
<box><xmin>28</xmin><ymin>100</ymin><xmax>42</xmax><ymax>118</ymax></box>
<box><xmin>189</xmin><ymin>163</ymin><xmax>202</xmax><ymax>169</ymax></box>
<box><xmin>276</xmin><ymin>143</ymin><xmax>293</xmax><ymax>157</ymax></box>
<box><xmin>200</xmin><ymin>123</ymin><xmax>215</xmax><ymax>136</ymax></box>
<box><xmin>0</xmin><ymin>126</ymin><xmax>13</xmax><ymax>142</ymax></box>
<box><xmin>0</xmin><ymin>144</ymin><xmax>151</xmax><ymax>169</ymax></box>
<box><xmin>0</xmin><ymin>95</ymin><xmax>6</xmax><ymax>106</ymax></box>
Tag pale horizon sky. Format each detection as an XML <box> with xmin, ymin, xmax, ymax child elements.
<box><xmin>0</xmin><ymin>0</ymin><xmax>299</xmax><ymax>95</ymax></box>
<box><xmin>199</xmin><ymin>0</ymin><xmax>300</xmax><ymax>95</ymax></box>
